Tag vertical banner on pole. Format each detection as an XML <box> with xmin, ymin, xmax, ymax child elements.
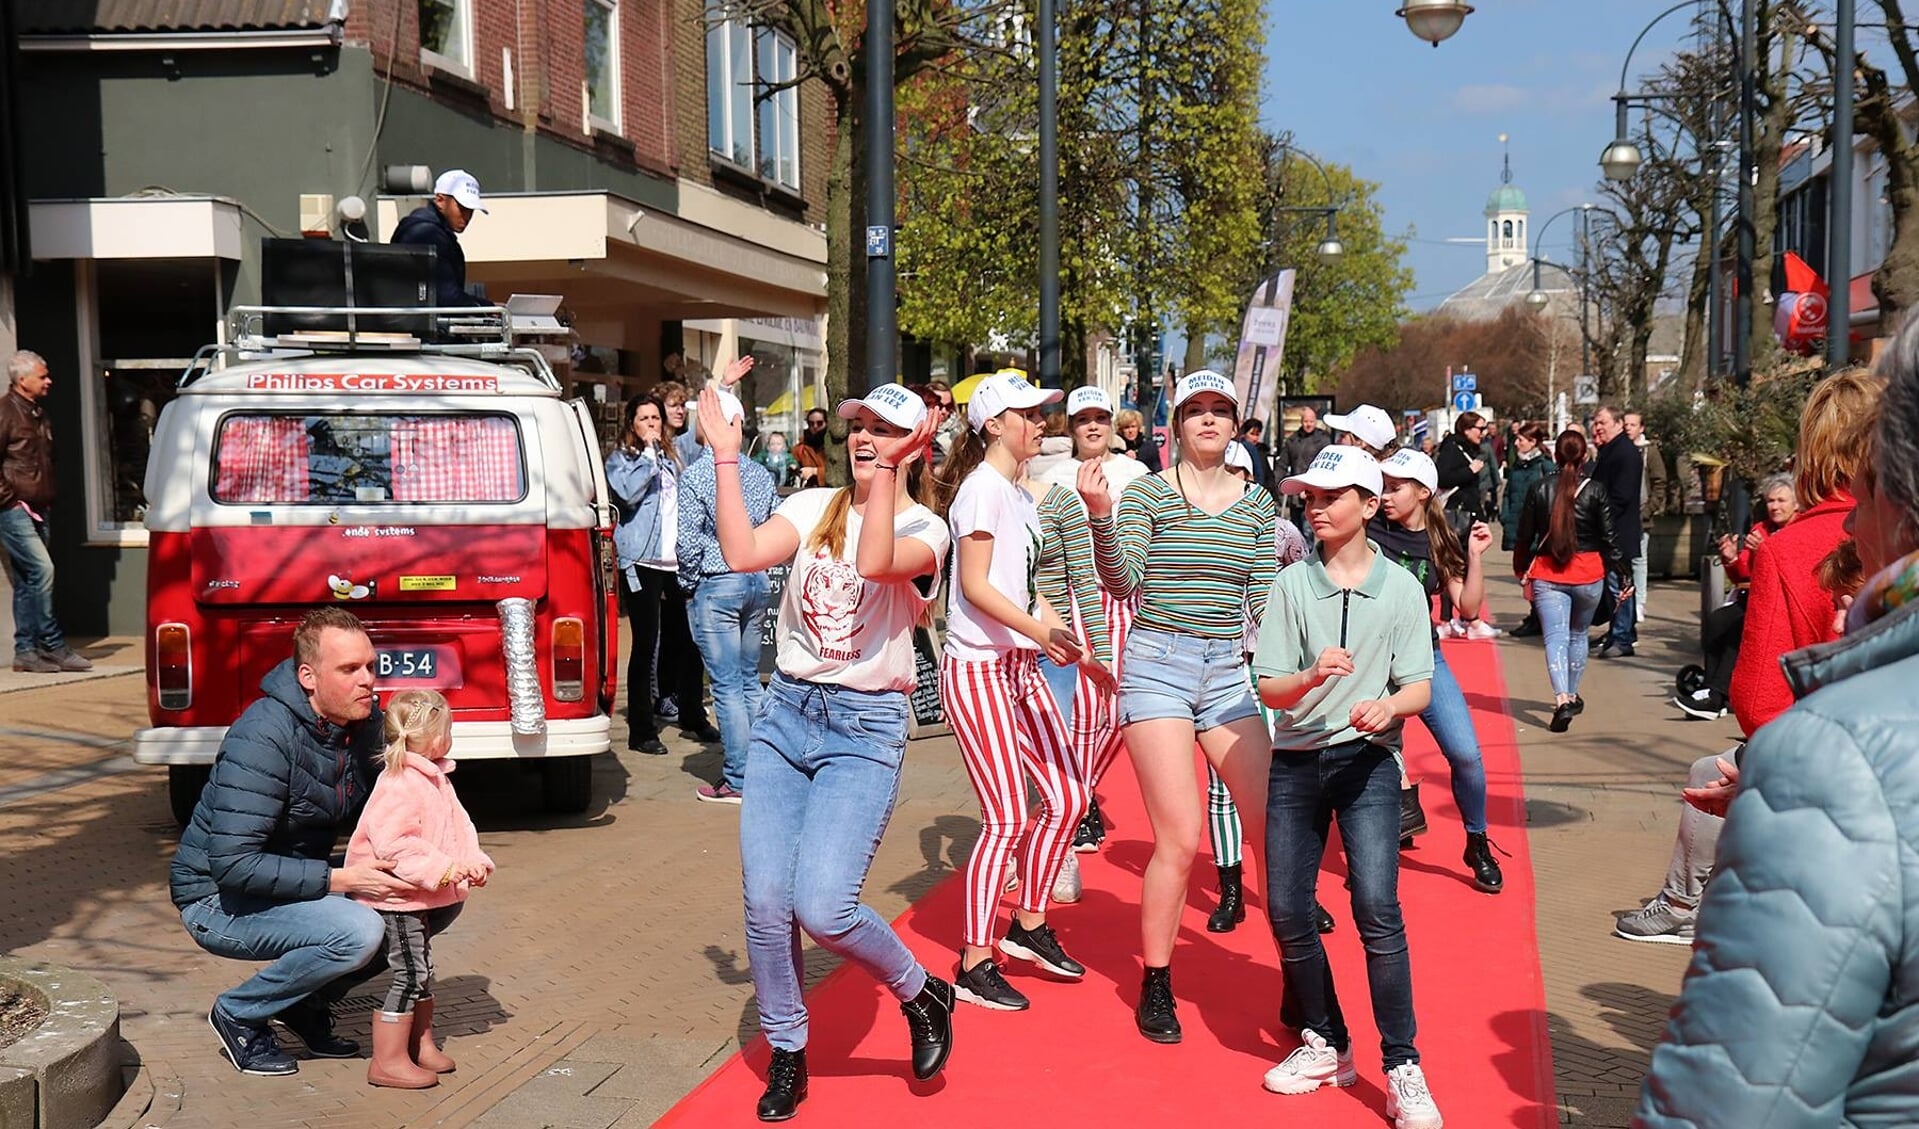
<box><xmin>1232</xmin><ymin>269</ymin><xmax>1297</xmax><ymax>427</ymax></box>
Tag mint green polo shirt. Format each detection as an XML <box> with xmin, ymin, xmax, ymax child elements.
<box><xmin>1252</xmin><ymin>541</ymin><xmax>1436</xmax><ymax>753</ymax></box>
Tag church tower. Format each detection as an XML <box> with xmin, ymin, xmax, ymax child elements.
<box><xmin>1484</xmin><ymin>134</ymin><xmax>1528</xmax><ymax>274</ymax></box>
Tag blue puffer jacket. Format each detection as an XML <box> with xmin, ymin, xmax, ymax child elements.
<box><xmin>169</xmin><ymin>661</ymin><xmax>382</xmax><ymax>908</ymax></box>
<box><xmin>607</xmin><ymin>445</ymin><xmax>673</xmax><ymax>571</ymax></box>
<box><xmin>1635</xmin><ymin>598</ymin><xmax>1919</xmax><ymax>1127</ymax></box>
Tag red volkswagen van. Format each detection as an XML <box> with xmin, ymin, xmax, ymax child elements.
<box><xmin>133</xmin><ymin>305</ymin><xmax>618</xmax><ymax>825</ymax></box>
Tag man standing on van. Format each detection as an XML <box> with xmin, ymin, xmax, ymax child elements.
<box><xmin>392</xmin><ymin>169</ymin><xmax>488</xmax><ymax>308</ymax></box>
<box><xmin>2</xmin><ymin>350</ymin><xmax>91</xmax><ymax>673</ymax></box>
<box><xmin>171</xmin><ymin>608</ymin><xmax>426</xmax><ymax>1076</ymax></box>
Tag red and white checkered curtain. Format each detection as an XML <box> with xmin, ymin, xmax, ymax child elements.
<box><xmin>214</xmin><ymin>417</ymin><xmax>310</xmax><ymax>502</ymax></box>
<box><xmin>391</xmin><ymin>417</ymin><xmax>521</xmax><ymax>502</ymax></box>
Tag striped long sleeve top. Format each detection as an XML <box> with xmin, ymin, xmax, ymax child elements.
<box><xmin>1033</xmin><ymin>483</ymin><xmax>1113</xmax><ymax>665</ymax></box>
<box><xmin>1090</xmin><ymin>473</ymin><xmax>1277</xmax><ymax>640</ymax></box>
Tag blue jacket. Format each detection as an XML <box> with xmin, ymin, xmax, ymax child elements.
<box><xmin>390</xmin><ymin>204</ymin><xmax>482</xmax><ymax>308</ymax></box>
<box><xmin>1636</xmin><ymin>598</ymin><xmax>1919</xmax><ymax>1127</ymax></box>
<box><xmin>169</xmin><ymin>661</ymin><xmax>382</xmax><ymax>907</ymax></box>
<box><xmin>607</xmin><ymin>445</ymin><xmax>673</xmax><ymax>571</ymax></box>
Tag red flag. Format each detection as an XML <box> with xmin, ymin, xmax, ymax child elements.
<box><xmin>1774</xmin><ymin>252</ymin><xmax>1830</xmax><ymax>355</ymax></box>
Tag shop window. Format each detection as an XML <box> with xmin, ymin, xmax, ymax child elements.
<box><xmin>419</xmin><ymin>0</ymin><xmax>473</xmax><ymax>76</ymax></box>
<box><xmin>84</xmin><ymin>258</ymin><xmax>223</xmax><ymax>539</ymax></box>
<box><xmin>585</xmin><ymin>0</ymin><xmax>621</xmax><ymax>132</ymax></box>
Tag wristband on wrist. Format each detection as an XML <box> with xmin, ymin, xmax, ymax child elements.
<box><xmin>714</xmin><ymin>457</ymin><xmax>739</xmax><ymax>466</ymax></box>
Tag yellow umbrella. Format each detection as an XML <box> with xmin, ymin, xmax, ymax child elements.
<box><xmin>952</xmin><ymin>367</ymin><xmax>1026</xmax><ymax>405</ymax></box>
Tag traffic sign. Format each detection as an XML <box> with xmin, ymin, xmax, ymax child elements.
<box><xmin>1452</xmin><ymin>390</ymin><xmax>1479</xmax><ymax>414</ymax></box>
<box><xmin>1451</xmin><ymin>373</ymin><xmax>1477</xmax><ymax>393</ymax></box>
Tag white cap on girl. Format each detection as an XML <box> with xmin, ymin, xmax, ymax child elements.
<box><xmin>1171</xmin><ymin>369</ymin><xmax>1238</xmax><ymax>410</ymax></box>
<box><xmin>966</xmin><ymin>369</ymin><xmax>1063</xmax><ymax>430</ymax></box>
<box><xmin>1324</xmin><ymin>404</ymin><xmax>1397</xmax><ymax>451</ymax></box>
<box><xmin>1280</xmin><ymin>444</ymin><xmax>1384</xmax><ymax>497</ymax></box>
<box><xmin>1066</xmin><ymin>386</ymin><xmax>1114</xmax><ymax>418</ymax></box>
<box><xmin>838</xmin><ymin>383</ymin><xmax>927</xmax><ymax>429</ymax></box>
<box><xmin>1378</xmin><ymin>447</ymin><xmax>1439</xmax><ymax>492</ymax></box>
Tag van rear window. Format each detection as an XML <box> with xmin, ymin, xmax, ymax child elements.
<box><xmin>213</xmin><ymin>413</ymin><xmax>525</xmax><ymax>504</ymax></box>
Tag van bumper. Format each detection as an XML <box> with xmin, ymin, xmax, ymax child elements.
<box><xmin>132</xmin><ymin>717</ymin><xmax>612</xmax><ymax>765</ymax></box>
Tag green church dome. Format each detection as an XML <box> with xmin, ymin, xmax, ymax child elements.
<box><xmin>1485</xmin><ymin>184</ymin><xmax>1527</xmax><ymax>216</ymax></box>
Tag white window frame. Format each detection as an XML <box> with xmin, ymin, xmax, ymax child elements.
<box><xmin>756</xmin><ymin>30</ymin><xmax>801</xmax><ymax>191</ymax></box>
<box><xmin>73</xmin><ymin>259</ymin><xmax>226</xmax><ymax>546</ymax></box>
<box><xmin>418</xmin><ymin>0</ymin><xmax>474</xmax><ymax>77</ymax></box>
<box><xmin>584</xmin><ymin>0</ymin><xmax>622</xmax><ymax>134</ymax></box>
<box><xmin>707</xmin><ymin>18</ymin><xmax>755</xmax><ymax>170</ymax></box>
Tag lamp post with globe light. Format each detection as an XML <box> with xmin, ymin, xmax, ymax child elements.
<box><xmin>1395</xmin><ymin>0</ymin><xmax>1474</xmax><ymax>46</ymax></box>
<box><xmin>1525</xmin><ymin>204</ymin><xmax>1598</xmax><ymax>428</ymax></box>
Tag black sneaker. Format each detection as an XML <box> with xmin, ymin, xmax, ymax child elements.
<box><xmin>1673</xmin><ymin>690</ymin><xmax>1724</xmax><ymax>721</ymax></box>
<box><xmin>1135</xmin><ymin>966</ymin><xmax>1181</xmax><ymax>1044</ymax></box>
<box><xmin>1314</xmin><ymin>900</ymin><xmax>1336</xmax><ymax>934</ymax></box>
<box><xmin>756</xmin><ymin>1047</ymin><xmax>807</xmax><ymax>1121</ymax></box>
<box><xmin>954</xmin><ymin>958</ymin><xmax>1029</xmax><ymax>1011</ymax></box>
<box><xmin>1071</xmin><ymin>809</ymin><xmax>1102</xmax><ymax>853</ymax></box>
<box><xmin>1464</xmin><ymin>832</ymin><xmax>1504</xmax><ymax>894</ymax></box>
<box><xmin>276</xmin><ymin>998</ymin><xmax>359</xmax><ymax>1057</ymax></box>
<box><xmin>1088</xmin><ymin>797</ymin><xmax>1107</xmax><ymax>842</ymax></box>
<box><xmin>680</xmin><ymin>722</ymin><xmax>723</xmax><ymax>743</ymax></box>
<box><xmin>1550</xmin><ymin>703</ymin><xmax>1574</xmax><ymax>733</ymax></box>
<box><xmin>999</xmin><ymin>920</ymin><xmax>1085</xmax><ymax>979</ymax></box>
<box><xmin>629</xmin><ymin>735</ymin><xmax>668</xmax><ymax>755</ymax></box>
<box><xmin>209</xmin><ymin>1006</ymin><xmax>298</xmax><ymax>1076</ymax></box>
<box><xmin>899</xmin><ymin>974</ymin><xmax>956</xmax><ymax>1080</ymax></box>
<box><xmin>654</xmin><ymin>694</ymin><xmax>680</xmax><ymax>722</ymax></box>
<box><xmin>1511</xmin><ymin>616</ymin><xmax>1541</xmax><ymax>638</ymax></box>
<box><xmin>1569</xmin><ymin>696</ymin><xmax>1586</xmax><ymax>716</ymax></box>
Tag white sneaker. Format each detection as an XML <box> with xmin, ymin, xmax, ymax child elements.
<box><xmin>1441</xmin><ymin>619</ymin><xmax>1467</xmax><ymax>639</ymax></box>
<box><xmin>1464</xmin><ymin>619</ymin><xmax>1502</xmax><ymax>641</ymax></box>
<box><xmin>1385</xmin><ymin>1062</ymin><xmax>1444</xmax><ymax>1129</ymax></box>
<box><xmin>1262</xmin><ymin>1028</ymin><xmax>1357</xmax><ymax>1094</ymax></box>
<box><xmin>1050</xmin><ymin>853</ymin><xmax>1082</xmax><ymax>904</ymax></box>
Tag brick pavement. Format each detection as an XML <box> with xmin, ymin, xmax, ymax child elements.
<box><xmin>0</xmin><ymin>556</ymin><xmax>1715</xmax><ymax>1128</ymax></box>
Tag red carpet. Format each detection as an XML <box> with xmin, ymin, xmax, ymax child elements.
<box><xmin>656</xmin><ymin>640</ymin><xmax>1555</xmax><ymax>1127</ymax></box>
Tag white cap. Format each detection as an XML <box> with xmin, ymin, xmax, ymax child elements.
<box><xmin>967</xmin><ymin>369</ymin><xmax>1062</xmax><ymax>430</ymax></box>
<box><xmin>432</xmin><ymin>169</ymin><xmax>487</xmax><ymax>213</ymax></box>
<box><xmin>838</xmin><ymin>382</ymin><xmax>927</xmax><ymax>430</ymax></box>
<box><xmin>1324</xmin><ymin>404</ymin><xmax>1396</xmax><ymax>451</ymax></box>
<box><xmin>1171</xmin><ymin>369</ymin><xmax>1238</xmax><ymax>411</ymax></box>
<box><xmin>1065</xmin><ymin>386</ymin><xmax>1114</xmax><ymax>418</ymax></box>
<box><xmin>1378</xmin><ymin>447</ymin><xmax>1438</xmax><ymax>493</ymax></box>
<box><xmin>1223</xmin><ymin>441</ymin><xmax>1255</xmax><ymax>475</ymax></box>
<box><xmin>1280</xmin><ymin>444</ymin><xmax>1384</xmax><ymax>497</ymax></box>
<box><xmin>713</xmin><ymin>387</ymin><xmax>745</xmax><ymax>424</ymax></box>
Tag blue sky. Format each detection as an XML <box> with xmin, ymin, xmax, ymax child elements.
<box><xmin>1264</xmin><ymin>0</ymin><xmax>1706</xmax><ymax>310</ymax></box>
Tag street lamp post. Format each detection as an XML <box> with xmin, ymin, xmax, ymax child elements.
<box><xmin>1828</xmin><ymin>0</ymin><xmax>1854</xmax><ymax>367</ymax></box>
<box><xmin>1037</xmin><ymin>0</ymin><xmax>1061</xmax><ymax>387</ymax></box>
<box><xmin>1270</xmin><ymin>143</ymin><xmax>1345</xmax><ymax>398</ymax></box>
<box><xmin>1395</xmin><ymin>0</ymin><xmax>1474</xmax><ymax>46</ymax></box>
<box><xmin>863</xmin><ymin>0</ymin><xmax>895</xmax><ymax>397</ymax></box>
<box><xmin>1525</xmin><ymin>203</ymin><xmax>1598</xmax><ymax>425</ymax></box>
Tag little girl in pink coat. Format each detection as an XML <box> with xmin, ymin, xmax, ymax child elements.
<box><xmin>344</xmin><ymin>689</ymin><xmax>493</xmax><ymax>1089</ymax></box>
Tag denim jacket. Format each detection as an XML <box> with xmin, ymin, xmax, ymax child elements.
<box><xmin>1636</xmin><ymin>599</ymin><xmax>1919</xmax><ymax>1126</ymax></box>
<box><xmin>607</xmin><ymin>446</ymin><xmax>670</xmax><ymax>571</ymax></box>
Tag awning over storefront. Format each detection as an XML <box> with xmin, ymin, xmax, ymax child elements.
<box><xmin>375</xmin><ymin>186</ymin><xmax>827</xmax><ymax>328</ymax></box>
<box><xmin>29</xmin><ymin>196</ymin><xmax>245</xmax><ymax>260</ymax></box>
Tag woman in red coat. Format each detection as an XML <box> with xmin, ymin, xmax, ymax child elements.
<box><xmin>1619</xmin><ymin>367</ymin><xmax>1883</xmax><ymax>946</ymax></box>
<box><xmin>1729</xmin><ymin>369</ymin><xmax>1885</xmax><ymax>737</ymax></box>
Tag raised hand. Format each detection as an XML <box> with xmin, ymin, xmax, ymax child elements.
<box><xmin>696</xmin><ymin>387</ymin><xmax>744</xmax><ymax>460</ymax></box>
<box><xmin>1468</xmin><ymin>521</ymin><xmax>1493</xmax><ymax>555</ymax></box>
<box><xmin>719</xmin><ymin>355</ymin><xmax>756</xmax><ymax>388</ymax></box>
<box><xmin>1076</xmin><ymin>457</ymin><xmax>1112</xmax><ymax>518</ymax></box>
<box><xmin>872</xmin><ymin>413</ymin><xmax>936</xmax><ymax>469</ymax></box>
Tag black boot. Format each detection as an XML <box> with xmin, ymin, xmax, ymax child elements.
<box><xmin>1399</xmin><ymin>782</ymin><xmax>1428</xmax><ymax>850</ymax></box>
<box><xmin>1464</xmin><ymin>832</ymin><xmax>1504</xmax><ymax>894</ymax></box>
<box><xmin>1135</xmin><ymin>966</ymin><xmax>1181</xmax><ymax>1044</ymax></box>
<box><xmin>1314</xmin><ymin>900</ymin><xmax>1336</xmax><ymax>934</ymax></box>
<box><xmin>1206</xmin><ymin>863</ymin><xmax>1245</xmax><ymax>933</ymax></box>
<box><xmin>899</xmin><ymin>974</ymin><xmax>956</xmax><ymax>1080</ymax></box>
<box><xmin>756</xmin><ymin>1047</ymin><xmax>808</xmax><ymax>1121</ymax></box>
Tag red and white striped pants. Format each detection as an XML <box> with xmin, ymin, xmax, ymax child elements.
<box><xmin>941</xmin><ymin>650</ymin><xmax>1089</xmax><ymax>948</ymax></box>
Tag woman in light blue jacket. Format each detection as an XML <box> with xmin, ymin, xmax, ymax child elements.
<box><xmin>607</xmin><ymin>393</ymin><xmax>707</xmax><ymax>756</ymax></box>
<box><xmin>1635</xmin><ymin>321</ymin><xmax>1918</xmax><ymax>1127</ymax></box>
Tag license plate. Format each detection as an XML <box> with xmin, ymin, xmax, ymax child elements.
<box><xmin>375</xmin><ymin>646</ymin><xmax>458</xmax><ymax>686</ymax></box>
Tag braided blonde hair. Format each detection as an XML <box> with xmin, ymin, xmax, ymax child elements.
<box><xmin>382</xmin><ymin>689</ymin><xmax>451</xmax><ymax>775</ymax></box>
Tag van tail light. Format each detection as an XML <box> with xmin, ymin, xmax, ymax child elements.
<box><xmin>552</xmin><ymin>617</ymin><xmax>585</xmax><ymax>702</ymax></box>
<box><xmin>156</xmin><ymin>623</ymin><xmax>192</xmax><ymax>710</ymax></box>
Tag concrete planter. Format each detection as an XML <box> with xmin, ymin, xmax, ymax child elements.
<box><xmin>0</xmin><ymin>960</ymin><xmax>123</xmax><ymax>1129</ymax></box>
<box><xmin>1645</xmin><ymin>512</ymin><xmax>1708</xmax><ymax>580</ymax></box>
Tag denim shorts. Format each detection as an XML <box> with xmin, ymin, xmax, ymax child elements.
<box><xmin>1118</xmin><ymin>625</ymin><xmax>1258</xmax><ymax>732</ymax></box>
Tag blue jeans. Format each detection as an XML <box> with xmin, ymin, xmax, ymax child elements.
<box><xmin>741</xmin><ymin>673</ymin><xmax>927</xmax><ymax>1051</ymax></box>
<box><xmin>1416</xmin><ymin>648</ymin><xmax>1488</xmax><ymax>834</ymax></box>
<box><xmin>1117</xmin><ymin>626</ymin><xmax>1258</xmax><ymax>731</ymax></box>
<box><xmin>1266</xmin><ymin>739</ymin><xmax>1419</xmax><ymax>1068</ymax></box>
<box><xmin>1607</xmin><ymin>566</ymin><xmax>1639</xmax><ymax>647</ymax></box>
<box><xmin>0</xmin><ymin>506</ymin><xmax>62</xmax><ymax>656</ymax></box>
<box><xmin>180</xmin><ymin>892</ymin><xmax>461</xmax><ymax>1023</ymax></box>
<box><xmin>689</xmin><ymin>571</ymin><xmax>772</xmax><ymax>791</ymax></box>
<box><xmin>1037</xmin><ymin>654</ymin><xmax>1078</xmax><ymax>720</ymax></box>
<box><xmin>1535</xmin><ymin>578</ymin><xmax>1604</xmax><ymax>698</ymax></box>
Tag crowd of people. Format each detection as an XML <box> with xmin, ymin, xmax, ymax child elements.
<box><xmin>157</xmin><ymin>310</ymin><xmax>1919</xmax><ymax>1126</ymax></box>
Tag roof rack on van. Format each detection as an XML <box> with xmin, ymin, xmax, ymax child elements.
<box><xmin>178</xmin><ymin>304</ymin><xmax>564</xmax><ymax>391</ymax></box>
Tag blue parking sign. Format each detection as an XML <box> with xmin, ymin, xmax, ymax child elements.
<box><xmin>1451</xmin><ymin>373</ymin><xmax>1477</xmax><ymax>393</ymax></box>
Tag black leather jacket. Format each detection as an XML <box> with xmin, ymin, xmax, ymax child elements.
<box><xmin>1512</xmin><ymin>471</ymin><xmax>1630</xmax><ymax>584</ymax></box>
